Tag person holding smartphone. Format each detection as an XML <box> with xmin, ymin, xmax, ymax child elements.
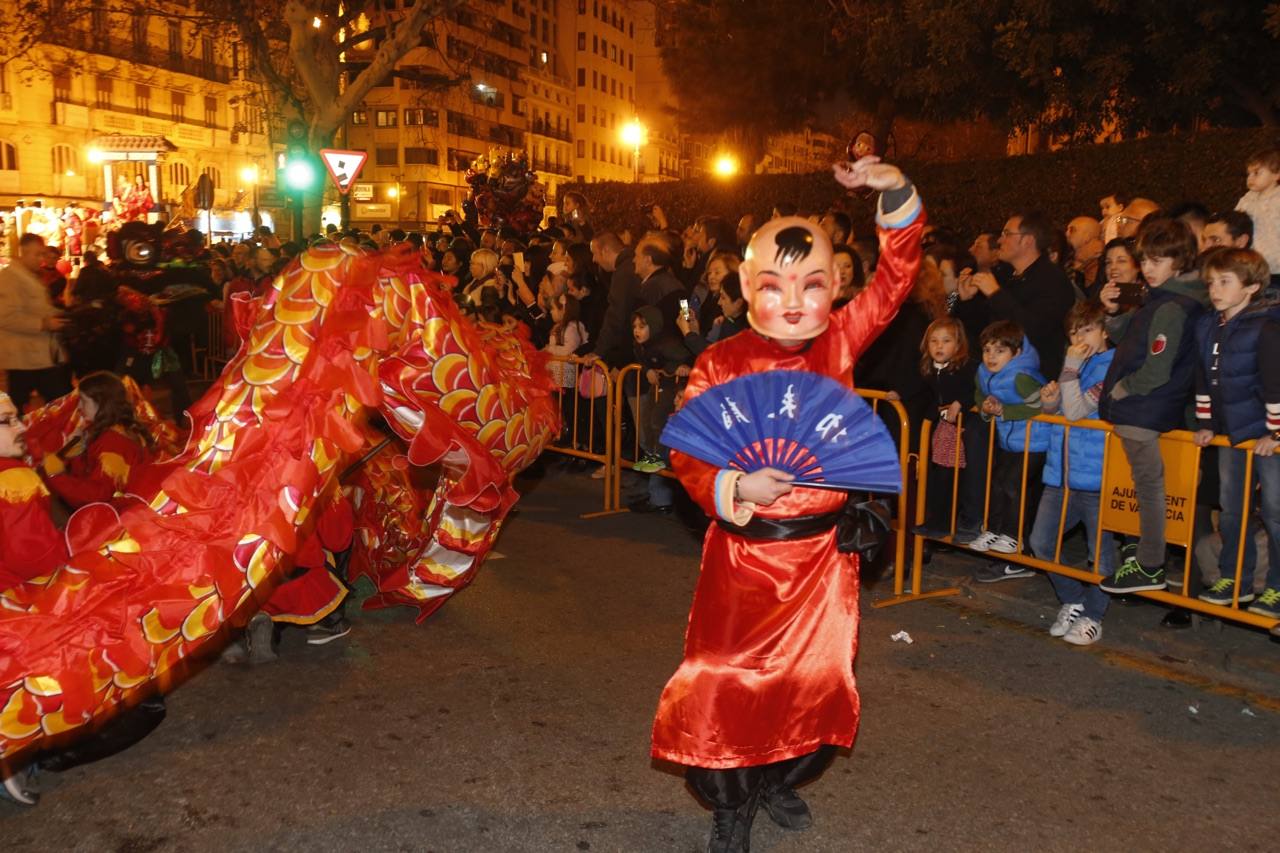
<box><xmin>1097</xmin><ymin>237</ymin><xmax>1145</xmax><ymax>311</ymax></box>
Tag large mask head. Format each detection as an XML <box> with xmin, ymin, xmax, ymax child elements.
<box><xmin>739</xmin><ymin>217</ymin><xmax>836</xmax><ymax>343</ymax></box>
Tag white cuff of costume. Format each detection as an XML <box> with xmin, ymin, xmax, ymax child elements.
<box><xmin>876</xmin><ymin>182</ymin><xmax>922</xmax><ymax>230</ymax></box>
<box><xmin>714</xmin><ymin>469</ymin><xmax>756</xmax><ymax>525</ymax></box>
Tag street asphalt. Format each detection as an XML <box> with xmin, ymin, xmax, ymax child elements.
<box><xmin>2</xmin><ymin>462</ymin><xmax>1278</xmax><ymax>852</ymax></box>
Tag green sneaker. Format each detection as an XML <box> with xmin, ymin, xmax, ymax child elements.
<box><xmin>1198</xmin><ymin>578</ymin><xmax>1255</xmax><ymax>606</ymax></box>
<box><xmin>632</xmin><ymin>454</ymin><xmax>659</xmax><ymax>473</ymax></box>
<box><xmin>1247</xmin><ymin>587</ymin><xmax>1280</xmax><ymax>618</ymax></box>
<box><xmin>1100</xmin><ymin>555</ymin><xmax>1166</xmax><ymax>593</ymax></box>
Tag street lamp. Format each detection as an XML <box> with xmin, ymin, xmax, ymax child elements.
<box><xmin>713</xmin><ymin>153</ymin><xmax>739</xmax><ymax>179</ymax></box>
<box><xmin>239</xmin><ymin>164</ymin><xmax>261</xmax><ymax>231</ymax></box>
<box><xmin>620</xmin><ymin>119</ymin><xmax>646</xmax><ymax>183</ymax></box>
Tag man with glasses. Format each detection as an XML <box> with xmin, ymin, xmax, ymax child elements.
<box><xmin>962</xmin><ymin>211</ymin><xmax>1078</xmax><ymax>378</ymax></box>
<box><xmin>0</xmin><ymin>390</ymin><xmax>65</xmax><ymax>593</ymax></box>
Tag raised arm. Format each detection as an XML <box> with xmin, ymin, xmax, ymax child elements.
<box><xmin>831</xmin><ymin>162</ymin><xmax>925</xmax><ymax>364</ymax></box>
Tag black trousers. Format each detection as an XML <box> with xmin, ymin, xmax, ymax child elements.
<box><xmin>685</xmin><ymin>745</ymin><xmax>837</xmax><ymax>809</ymax></box>
<box><xmin>6</xmin><ymin>366</ymin><xmax>71</xmax><ymax>410</ymax></box>
<box><xmin>988</xmin><ymin>448</ymin><xmax>1045</xmax><ymax>541</ymax></box>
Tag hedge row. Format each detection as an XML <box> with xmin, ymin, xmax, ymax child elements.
<box><xmin>562</xmin><ymin>127</ymin><xmax>1280</xmax><ymax>240</ymax></box>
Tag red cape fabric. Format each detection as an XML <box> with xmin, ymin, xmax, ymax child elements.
<box><xmin>651</xmin><ymin>215</ymin><xmax>924</xmax><ymax>769</ymax></box>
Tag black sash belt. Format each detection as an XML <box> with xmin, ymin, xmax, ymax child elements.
<box><xmin>715</xmin><ymin>499</ymin><xmax>894</xmax><ymax>562</ymax></box>
<box><xmin>716</xmin><ymin>510</ymin><xmax>842</xmax><ymax>541</ymax></box>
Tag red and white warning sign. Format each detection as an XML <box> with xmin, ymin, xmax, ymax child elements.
<box><xmin>319</xmin><ymin>149</ymin><xmax>368</xmax><ymax>195</ymax></box>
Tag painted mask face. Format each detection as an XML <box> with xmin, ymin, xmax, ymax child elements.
<box><xmin>740</xmin><ymin>218</ymin><xmax>835</xmax><ymax>344</ymax></box>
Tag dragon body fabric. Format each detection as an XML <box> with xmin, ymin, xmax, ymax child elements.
<box><xmin>0</xmin><ymin>242</ymin><xmax>559</xmax><ymax>763</ymax></box>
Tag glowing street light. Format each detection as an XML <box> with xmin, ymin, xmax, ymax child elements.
<box><xmin>386</xmin><ymin>185</ymin><xmax>399</xmax><ymax>199</ymax></box>
<box><xmin>619</xmin><ymin>119</ymin><xmax>646</xmax><ymax>183</ymax></box>
<box><xmin>713</xmin><ymin>153</ymin><xmax>739</xmax><ymax>179</ymax></box>
<box><xmin>87</xmin><ymin>147</ymin><xmax>104</xmax><ymax>164</ymax></box>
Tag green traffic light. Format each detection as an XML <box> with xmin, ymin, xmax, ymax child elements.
<box><xmin>285</xmin><ymin>158</ymin><xmax>316</xmax><ymax>190</ymax></box>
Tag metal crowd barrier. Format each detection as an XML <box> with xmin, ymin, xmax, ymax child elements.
<box><xmin>596</xmin><ymin>366</ymin><xmax>916</xmax><ymax>582</ymax></box>
<box><xmin>541</xmin><ymin>355</ymin><xmax>618</xmax><ymax>516</ymax></box>
<box><xmin>902</xmin><ymin>410</ymin><xmax>1280</xmax><ymax>631</ymax></box>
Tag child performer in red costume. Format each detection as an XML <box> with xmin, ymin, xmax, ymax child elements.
<box><xmin>651</xmin><ymin>157</ymin><xmax>924</xmax><ymax>853</ymax></box>
<box><xmin>40</xmin><ymin>371</ymin><xmax>155</xmax><ymax>508</ymax></box>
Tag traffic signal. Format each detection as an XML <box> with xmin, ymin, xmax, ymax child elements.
<box><xmin>283</xmin><ymin>143</ymin><xmax>318</xmax><ymax>195</ymax></box>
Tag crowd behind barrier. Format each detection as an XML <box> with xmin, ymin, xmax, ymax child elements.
<box><xmin>4</xmin><ymin>142</ymin><xmax>1280</xmax><ymax>653</ymax></box>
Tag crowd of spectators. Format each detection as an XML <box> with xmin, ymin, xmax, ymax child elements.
<box><xmin>2</xmin><ymin>147</ymin><xmax>1279</xmax><ymax>650</ymax></box>
<box><xmin>519</xmin><ymin>147</ymin><xmax>1280</xmax><ymax>646</ymax></box>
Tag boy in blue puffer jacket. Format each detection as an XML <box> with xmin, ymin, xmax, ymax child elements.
<box><xmin>1030</xmin><ymin>303</ymin><xmax>1117</xmax><ymax>645</ymax></box>
<box><xmin>1191</xmin><ymin>248</ymin><xmax>1280</xmax><ymax>617</ymax></box>
<box><xmin>970</xmin><ymin>321</ymin><xmax>1051</xmax><ymax>569</ymax></box>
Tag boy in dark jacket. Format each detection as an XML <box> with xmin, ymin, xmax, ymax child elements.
<box><xmin>1099</xmin><ymin>218</ymin><xmax>1210</xmax><ymax>593</ymax></box>
<box><xmin>1191</xmin><ymin>248</ymin><xmax>1280</xmax><ymax>615</ymax></box>
<box><xmin>630</xmin><ymin>305</ymin><xmax>692</xmax><ymax>477</ymax></box>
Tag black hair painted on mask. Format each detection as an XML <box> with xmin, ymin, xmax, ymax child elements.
<box><xmin>773</xmin><ymin>226</ymin><xmax>815</xmax><ymax>266</ymax></box>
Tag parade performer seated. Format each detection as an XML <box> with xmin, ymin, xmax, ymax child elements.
<box><xmin>650</xmin><ymin>156</ymin><xmax>924</xmax><ymax>853</ymax></box>
<box><xmin>39</xmin><ymin>371</ymin><xmax>156</xmax><ymax>508</ymax></box>
<box><xmin>0</xmin><ymin>390</ymin><xmax>66</xmax><ymax>806</ymax></box>
<box><xmin>0</xmin><ymin>390</ymin><xmax>66</xmax><ymax>593</ymax></box>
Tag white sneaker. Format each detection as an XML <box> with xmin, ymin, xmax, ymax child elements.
<box><xmin>989</xmin><ymin>534</ymin><xmax>1020</xmax><ymax>554</ymax></box>
<box><xmin>1063</xmin><ymin>617</ymin><xmax>1103</xmax><ymax>646</ymax></box>
<box><xmin>968</xmin><ymin>531</ymin><xmax>1000</xmax><ymax>552</ymax></box>
<box><xmin>1049</xmin><ymin>602</ymin><xmax>1085</xmax><ymax>637</ymax></box>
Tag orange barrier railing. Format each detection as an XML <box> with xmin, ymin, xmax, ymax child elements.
<box><xmin>602</xmin><ymin>366</ymin><xmax>917</xmax><ymax>585</ymax></box>
<box><xmin>902</xmin><ymin>410</ymin><xmax>1279</xmax><ymax>631</ymax></box>
<box><xmin>541</xmin><ymin>355</ymin><xmax>618</xmax><ymax>516</ymax></box>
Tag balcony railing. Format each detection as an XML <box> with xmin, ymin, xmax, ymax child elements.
<box><xmin>47</xmin><ymin>29</ymin><xmax>233</xmax><ymax>84</ymax></box>
<box><xmin>533</xmin><ymin>158</ymin><xmax>572</xmax><ymax>177</ymax></box>
<box><xmin>530</xmin><ymin>121</ymin><xmax>572</xmax><ymax>143</ymax></box>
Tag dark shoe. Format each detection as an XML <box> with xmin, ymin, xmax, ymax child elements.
<box><xmin>307</xmin><ymin>612</ymin><xmax>352</xmax><ymax>646</ymax></box>
<box><xmin>1160</xmin><ymin>609</ymin><xmax>1192</xmax><ymax>629</ymax></box>
<box><xmin>245</xmin><ymin>612</ymin><xmax>278</xmax><ymax>665</ymax></box>
<box><xmin>972</xmin><ymin>562</ymin><xmax>1036</xmax><ymax>583</ymax></box>
<box><xmin>708</xmin><ymin>791</ymin><xmax>759</xmax><ymax>853</ymax></box>
<box><xmin>1198</xmin><ymin>578</ymin><xmax>1255</xmax><ymax>606</ymax></box>
<box><xmin>762</xmin><ymin>784</ymin><xmax>812</xmax><ymax>831</ymax></box>
<box><xmin>1248</xmin><ymin>588</ymin><xmax>1280</xmax><ymax>619</ymax></box>
<box><xmin>912</xmin><ymin>524</ymin><xmax>949</xmax><ymax>539</ymax></box>
<box><xmin>1099</xmin><ymin>556</ymin><xmax>1166</xmax><ymax>593</ymax></box>
<box><xmin>627</xmin><ymin>499</ymin><xmax>672</xmax><ymax>514</ymax></box>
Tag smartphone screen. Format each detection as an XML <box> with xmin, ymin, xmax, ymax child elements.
<box><xmin>1117</xmin><ymin>281</ymin><xmax>1144</xmax><ymax>307</ymax></box>
<box><xmin>679</xmin><ymin>298</ymin><xmax>690</xmax><ymax>314</ymax></box>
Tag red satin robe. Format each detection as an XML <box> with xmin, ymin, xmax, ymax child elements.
<box><xmin>651</xmin><ymin>202</ymin><xmax>924</xmax><ymax>770</ymax></box>
<box><xmin>0</xmin><ymin>458</ymin><xmax>67</xmax><ymax>590</ymax></box>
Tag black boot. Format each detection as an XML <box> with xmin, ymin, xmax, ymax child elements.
<box><xmin>762</xmin><ymin>782</ymin><xmax>813</xmax><ymax>830</ymax></box>
<box><xmin>707</xmin><ymin>790</ymin><xmax>759</xmax><ymax>853</ymax></box>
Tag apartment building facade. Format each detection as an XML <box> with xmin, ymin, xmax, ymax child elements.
<box><xmin>0</xmin><ymin>5</ymin><xmax>272</xmax><ymax>230</ymax></box>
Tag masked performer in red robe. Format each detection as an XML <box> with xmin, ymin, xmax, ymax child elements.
<box><xmin>650</xmin><ymin>157</ymin><xmax>924</xmax><ymax>853</ymax></box>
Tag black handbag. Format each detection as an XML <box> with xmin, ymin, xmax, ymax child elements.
<box><xmin>836</xmin><ymin>498</ymin><xmax>893</xmax><ymax>564</ymax></box>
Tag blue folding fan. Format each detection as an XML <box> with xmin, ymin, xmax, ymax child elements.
<box><xmin>659</xmin><ymin>370</ymin><xmax>901</xmax><ymax>493</ymax></box>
